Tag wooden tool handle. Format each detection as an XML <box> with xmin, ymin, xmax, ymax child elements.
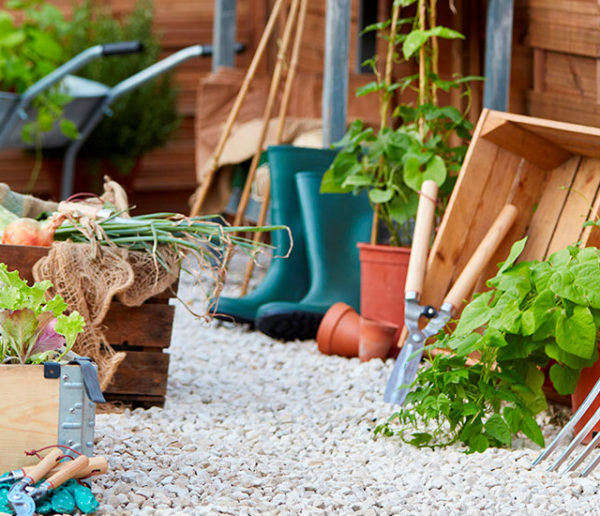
<box><xmin>25</xmin><ymin>448</ymin><xmax>63</xmax><ymax>484</ymax></box>
<box><xmin>405</xmin><ymin>180</ymin><xmax>438</xmax><ymax>296</ymax></box>
<box><xmin>45</xmin><ymin>455</ymin><xmax>89</xmax><ymax>490</ymax></box>
<box><xmin>24</xmin><ymin>456</ymin><xmax>108</xmax><ymax>479</ymax></box>
<box><xmin>443</xmin><ymin>204</ymin><xmax>518</xmax><ymax>311</ymax></box>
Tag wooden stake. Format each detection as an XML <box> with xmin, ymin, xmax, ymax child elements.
<box><xmin>190</xmin><ymin>0</ymin><xmax>287</xmax><ymax>217</ymax></box>
<box><xmin>240</xmin><ymin>0</ymin><xmax>308</xmax><ymax>296</ymax></box>
<box><xmin>217</xmin><ymin>0</ymin><xmax>301</xmax><ymax>287</ymax></box>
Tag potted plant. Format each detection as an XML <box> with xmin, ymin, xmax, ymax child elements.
<box><xmin>46</xmin><ymin>0</ymin><xmax>180</xmax><ymax>195</ymax></box>
<box><xmin>320</xmin><ymin>0</ymin><xmax>476</xmax><ymax>329</ymax></box>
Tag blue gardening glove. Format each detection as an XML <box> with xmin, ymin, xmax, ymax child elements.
<box><xmin>50</xmin><ymin>485</ymin><xmax>76</xmax><ymax>514</ymax></box>
<box><xmin>65</xmin><ymin>480</ymin><xmax>100</xmax><ymax>514</ymax></box>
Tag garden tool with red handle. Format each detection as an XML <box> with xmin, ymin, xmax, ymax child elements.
<box><xmin>7</xmin><ymin>450</ymin><xmax>89</xmax><ymax>516</ymax></box>
<box><xmin>0</xmin><ymin>456</ymin><xmax>108</xmax><ymax>484</ymax></box>
<box><xmin>384</xmin><ymin>193</ymin><xmax>519</xmax><ymax>406</ymax></box>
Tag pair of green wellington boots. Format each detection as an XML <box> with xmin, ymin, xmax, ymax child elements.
<box><xmin>210</xmin><ymin>145</ymin><xmax>372</xmax><ymax>341</ymax></box>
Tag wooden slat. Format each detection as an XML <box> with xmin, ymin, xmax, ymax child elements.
<box><xmin>546</xmin><ymin>157</ymin><xmax>600</xmax><ymax>255</ymax></box>
<box><xmin>103</xmin><ymin>350</ymin><xmax>170</xmax><ymax>396</ymax></box>
<box><xmin>423</xmin><ymin>111</ymin><xmax>499</xmax><ymax>308</ymax></box>
<box><xmin>521</xmin><ymin>155</ymin><xmax>581</xmax><ymax>261</ymax></box>
<box><xmin>480</xmin><ymin>117</ymin><xmax>572</xmax><ymax>170</ymax></box>
<box><xmin>527</xmin><ymin>23</ymin><xmax>600</xmax><ymax>57</ymax></box>
<box><xmin>0</xmin><ymin>365</ymin><xmax>60</xmax><ymax>472</ymax></box>
<box><xmin>104</xmin><ymin>303</ymin><xmax>175</xmax><ymax>349</ymax></box>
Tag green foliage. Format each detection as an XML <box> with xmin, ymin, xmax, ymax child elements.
<box><xmin>0</xmin><ymin>0</ymin><xmax>77</xmax><ymax>144</ymax></box>
<box><xmin>0</xmin><ymin>263</ymin><xmax>85</xmax><ymax>364</ymax></box>
<box><xmin>68</xmin><ymin>0</ymin><xmax>180</xmax><ymax>173</ymax></box>
<box><xmin>320</xmin><ymin>1</ymin><xmax>479</xmax><ymax>246</ymax></box>
<box><xmin>376</xmin><ymin>239</ymin><xmax>600</xmax><ymax>452</ymax></box>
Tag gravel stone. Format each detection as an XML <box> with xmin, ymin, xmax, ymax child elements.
<box><xmin>89</xmin><ymin>255</ymin><xmax>600</xmax><ymax>513</ymax></box>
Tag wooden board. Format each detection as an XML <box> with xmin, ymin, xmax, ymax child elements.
<box><xmin>104</xmin><ymin>349</ymin><xmax>170</xmax><ymax>397</ymax></box>
<box><xmin>0</xmin><ymin>365</ymin><xmax>60</xmax><ymax>472</ymax></box>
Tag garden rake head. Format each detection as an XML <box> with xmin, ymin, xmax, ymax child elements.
<box><xmin>532</xmin><ymin>376</ymin><xmax>600</xmax><ymax>476</ymax></box>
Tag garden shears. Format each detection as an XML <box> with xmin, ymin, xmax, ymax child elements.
<box><xmin>384</xmin><ymin>181</ymin><xmax>518</xmax><ymax>406</ymax></box>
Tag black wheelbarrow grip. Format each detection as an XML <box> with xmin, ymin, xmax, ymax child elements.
<box><xmin>102</xmin><ymin>41</ymin><xmax>144</xmax><ymax>56</ymax></box>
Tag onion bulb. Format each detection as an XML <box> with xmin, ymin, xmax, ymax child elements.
<box><xmin>1</xmin><ymin>213</ymin><xmax>66</xmax><ymax>247</ymax></box>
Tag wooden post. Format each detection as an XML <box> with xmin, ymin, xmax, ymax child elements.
<box><xmin>322</xmin><ymin>0</ymin><xmax>351</xmax><ymax>146</ymax></box>
<box><xmin>212</xmin><ymin>0</ymin><xmax>238</xmax><ymax>72</ymax></box>
<box><xmin>483</xmin><ymin>0</ymin><xmax>514</xmax><ymax>111</ymax></box>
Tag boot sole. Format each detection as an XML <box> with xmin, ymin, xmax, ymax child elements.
<box><xmin>211</xmin><ymin>311</ymin><xmax>255</xmax><ymax>327</ymax></box>
<box><xmin>256</xmin><ymin>310</ymin><xmax>324</xmax><ymax>341</ymax></box>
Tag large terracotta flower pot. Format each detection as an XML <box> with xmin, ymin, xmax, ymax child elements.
<box><xmin>358</xmin><ymin>316</ymin><xmax>398</xmax><ymax>362</ymax></box>
<box><xmin>357</xmin><ymin>243</ymin><xmax>410</xmax><ymax>330</ymax></box>
<box><xmin>316</xmin><ymin>302</ymin><xmax>360</xmax><ymax>358</ymax></box>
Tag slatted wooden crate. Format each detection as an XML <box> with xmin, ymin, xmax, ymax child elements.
<box><xmin>420</xmin><ymin>109</ymin><xmax>600</xmax><ymax>406</ymax></box>
<box><xmin>0</xmin><ymin>244</ymin><xmax>177</xmax><ymax>408</ymax></box>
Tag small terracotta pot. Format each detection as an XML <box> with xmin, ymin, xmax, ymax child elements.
<box><xmin>316</xmin><ymin>302</ymin><xmax>360</xmax><ymax>357</ymax></box>
<box><xmin>358</xmin><ymin>317</ymin><xmax>398</xmax><ymax>362</ymax></box>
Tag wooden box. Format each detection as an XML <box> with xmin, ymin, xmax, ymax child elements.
<box><xmin>421</xmin><ymin>109</ymin><xmax>600</xmax><ymax>407</ymax></box>
<box><xmin>0</xmin><ymin>244</ymin><xmax>177</xmax><ymax>408</ymax></box>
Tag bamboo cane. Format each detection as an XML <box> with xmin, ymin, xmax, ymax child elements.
<box><xmin>190</xmin><ymin>0</ymin><xmax>287</xmax><ymax>217</ymax></box>
<box><xmin>218</xmin><ymin>0</ymin><xmax>301</xmax><ymax>285</ymax></box>
<box><xmin>239</xmin><ymin>0</ymin><xmax>309</xmax><ymax>295</ymax></box>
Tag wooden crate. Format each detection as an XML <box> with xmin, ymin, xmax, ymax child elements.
<box><xmin>421</xmin><ymin>109</ymin><xmax>600</xmax><ymax>406</ymax></box>
<box><xmin>0</xmin><ymin>244</ymin><xmax>177</xmax><ymax>408</ymax></box>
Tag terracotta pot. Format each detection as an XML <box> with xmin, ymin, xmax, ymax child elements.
<box><xmin>316</xmin><ymin>302</ymin><xmax>360</xmax><ymax>357</ymax></box>
<box><xmin>572</xmin><ymin>354</ymin><xmax>600</xmax><ymax>443</ymax></box>
<box><xmin>357</xmin><ymin>243</ymin><xmax>410</xmax><ymax>330</ymax></box>
<box><xmin>358</xmin><ymin>316</ymin><xmax>398</xmax><ymax>362</ymax></box>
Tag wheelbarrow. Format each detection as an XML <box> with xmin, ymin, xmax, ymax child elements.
<box><xmin>384</xmin><ymin>179</ymin><xmax>519</xmax><ymax>405</ymax></box>
<box><xmin>0</xmin><ymin>41</ymin><xmax>225</xmax><ymax>199</ymax></box>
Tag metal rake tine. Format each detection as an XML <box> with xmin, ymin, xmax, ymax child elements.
<box><xmin>532</xmin><ymin>375</ymin><xmax>600</xmax><ymax>467</ymax></box>
<box><xmin>565</xmin><ymin>426</ymin><xmax>600</xmax><ymax>474</ymax></box>
<box><xmin>581</xmin><ymin>447</ymin><xmax>600</xmax><ymax>477</ymax></box>
<box><xmin>547</xmin><ymin>405</ymin><xmax>600</xmax><ymax>472</ymax></box>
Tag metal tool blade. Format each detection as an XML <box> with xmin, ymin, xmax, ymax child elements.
<box><xmin>7</xmin><ymin>488</ymin><xmax>35</xmax><ymax>516</ymax></box>
<box><xmin>383</xmin><ymin>333</ymin><xmax>424</xmax><ymax>405</ymax></box>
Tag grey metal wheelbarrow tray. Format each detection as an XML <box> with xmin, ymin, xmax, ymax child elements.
<box><xmin>0</xmin><ymin>41</ymin><xmax>213</xmax><ymax>199</ymax></box>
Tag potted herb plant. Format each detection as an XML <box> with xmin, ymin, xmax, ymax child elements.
<box><xmin>45</xmin><ymin>0</ymin><xmax>180</xmax><ymax>195</ymax></box>
<box><xmin>320</xmin><ymin>0</ymin><xmax>476</xmax><ymax>330</ymax></box>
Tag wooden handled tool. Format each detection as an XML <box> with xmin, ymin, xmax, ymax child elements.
<box><xmin>405</xmin><ymin>180</ymin><xmax>438</xmax><ymax>296</ymax></box>
<box><xmin>443</xmin><ymin>204</ymin><xmax>518</xmax><ymax>310</ymax></box>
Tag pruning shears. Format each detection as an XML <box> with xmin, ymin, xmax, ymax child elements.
<box><xmin>384</xmin><ymin>179</ymin><xmax>519</xmax><ymax>406</ymax></box>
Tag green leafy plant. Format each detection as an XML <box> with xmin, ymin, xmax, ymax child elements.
<box><xmin>320</xmin><ymin>0</ymin><xmax>478</xmax><ymax>246</ymax></box>
<box><xmin>0</xmin><ymin>263</ymin><xmax>85</xmax><ymax>364</ymax></box>
<box><xmin>376</xmin><ymin>238</ymin><xmax>600</xmax><ymax>452</ymax></box>
<box><xmin>0</xmin><ymin>0</ymin><xmax>78</xmax><ymax>144</ymax></box>
<box><xmin>67</xmin><ymin>0</ymin><xmax>180</xmax><ymax>176</ymax></box>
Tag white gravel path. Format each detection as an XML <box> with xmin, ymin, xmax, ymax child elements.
<box><xmin>91</xmin><ymin>258</ymin><xmax>600</xmax><ymax>514</ymax></box>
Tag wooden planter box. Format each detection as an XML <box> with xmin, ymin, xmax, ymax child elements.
<box><xmin>0</xmin><ymin>244</ymin><xmax>177</xmax><ymax>408</ymax></box>
<box><xmin>0</xmin><ymin>364</ymin><xmax>96</xmax><ymax>473</ymax></box>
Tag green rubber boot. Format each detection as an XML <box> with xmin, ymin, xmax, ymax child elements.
<box><xmin>255</xmin><ymin>171</ymin><xmax>372</xmax><ymax>340</ymax></box>
<box><xmin>210</xmin><ymin>146</ymin><xmax>338</xmax><ymax>324</ymax></box>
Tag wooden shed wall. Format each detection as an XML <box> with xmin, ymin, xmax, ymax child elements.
<box><xmin>0</xmin><ymin>0</ymin><xmax>486</xmax><ymax>214</ymax></box>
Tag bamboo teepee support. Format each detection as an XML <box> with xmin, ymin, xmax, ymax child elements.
<box><xmin>218</xmin><ymin>0</ymin><xmax>301</xmax><ymax>285</ymax></box>
<box><xmin>190</xmin><ymin>0</ymin><xmax>287</xmax><ymax>217</ymax></box>
<box><xmin>239</xmin><ymin>0</ymin><xmax>309</xmax><ymax>296</ymax></box>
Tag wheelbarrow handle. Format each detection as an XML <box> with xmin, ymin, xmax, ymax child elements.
<box><xmin>443</xmin><ymin>204</ymin><xmax>518</xmax><ymax>311</ymax></box>
<box><xmin>102</xmin><ymin>41</ymin><xmax>144</xmax><ymax>56</ymax></box>
<box><xmin>405</xmin><ymin>180</ymin><xmax>438</xmax><ymax>297</ymax></box>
